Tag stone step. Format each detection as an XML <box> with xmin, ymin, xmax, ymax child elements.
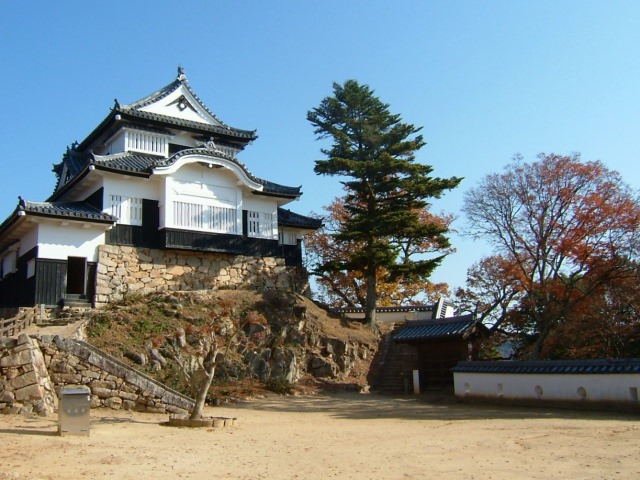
<box><xmin>62</xmin><ymin>296</ymin><xmax>92</xmax><ymax>308</ymax></box>
<box><xmin>62</xmin><ymin>301</ymin><xmax>92</xmax><ymax>308</ymax></box>
<box><xmin>39</xmin><ymin>320</ymin><xmax>78</xmax><ymax>327</ymax></box>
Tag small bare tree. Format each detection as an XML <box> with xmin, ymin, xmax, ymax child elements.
<box><xmin>165</xmin><ymin>300</ymin><xmax>268</xmax><ymax>420</ymax></box>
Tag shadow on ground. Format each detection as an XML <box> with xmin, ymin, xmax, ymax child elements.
<box><xmin>91</xmin><ymin>415</ymin><xmax>164</xmax><ymax>426</ymax></box>
<box><xmin>233</xmin><ymin>391</ymin><xmax>639</xmax><ymax>422</ymax></box>
<box><xmin>0</xmin><ymin>416</ymin><xmax>58</xmax><ymax>436</ymax></box>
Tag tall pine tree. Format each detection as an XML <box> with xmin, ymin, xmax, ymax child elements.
<box><xmin>308</xmin><ymin>80</ymin><xmax>461</xmax><ymax>329</ymax></box>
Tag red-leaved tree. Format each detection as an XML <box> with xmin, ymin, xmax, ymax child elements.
<box><xmin>462</xmin><ymin>153</ymin><xmax>640</xmax><ymax>358</ymax></box>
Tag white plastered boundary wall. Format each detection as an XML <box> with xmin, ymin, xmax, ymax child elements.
<box><xmin>454</xmin><ymin>371</ymin><xmax>640</xmax><ymax>404</ymax></box>
<box><xmin>341</xmin><ymin>310</ymin><xmax>436</xmax><ymax>323</ymax></box>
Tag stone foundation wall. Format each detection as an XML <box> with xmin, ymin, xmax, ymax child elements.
<box><xmin>95</xmin><ymin>245</ymin><xmax>309</xmax><ymax>306</ymax></box>
<box><xmin>0</xmin><ymin>334</ymin><xmax>194</xmax><ymax>416</ymax></box>
<box><xmin>0</xmin><ymin>335</ymin><xmax>58</xmax><ymax>415</ymax></box>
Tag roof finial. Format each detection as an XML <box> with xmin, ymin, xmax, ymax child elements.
<box><xmin>177</xmin><ymin>65</ymin><xmax>187</xmax><ymax>82</ymax></box>
<box><xmin>204</xmin><ymin>137</ymin><xmax>218</xmax><ymax>151</ymax></box>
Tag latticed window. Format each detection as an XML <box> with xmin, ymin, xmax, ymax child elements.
<box><xmin>279</xmin><ymin>229</ymin><xmax>298</xmax><ymax>245</ymax></box>
<box><xmin>247</xmin><ymin>211</ymin><xmax>274</xmax><ymax>239</ymax></box>
<box><xmin>130</xmin><ymin>197</ymin><xmax>143</xmax><ymax>225</ymax></box>
<box><xmin>110</xmin><ymin>195</ymin><xmax>123</xmax><ymax>220</ymax></box>
<box><xmin>173</xmin><ymin>201</ymin><xmax>237</xmax><ymax>234</ymax></box>
<box><xmin>110</xmin><ymin>195</ymin><xmax>143</xmax><ymax>226</ymax></box>
<box><xmin>1</xmin><ymin>248</ymin><xmax>18</xmax><ymax>278</ymax></box>
<box><xmin>125</xmin><ymin>130</ymin><xmax>168</xmax><ymax>156</ymax></box>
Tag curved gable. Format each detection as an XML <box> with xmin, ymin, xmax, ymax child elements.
<box><xmin>152</xmin><ymin>148</ymin><xmax>301</xmax><ymax>198</ymax></box>
<box><xmin>152</xmin><ymin>149</ymin><xmax>265</xmax><ymax>191</ymax></box>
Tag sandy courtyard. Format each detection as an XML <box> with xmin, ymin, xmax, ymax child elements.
<box><xmin>0</xmin><ymin>393</ymin><xmax>638</xmax><ymax>480</ymax></box>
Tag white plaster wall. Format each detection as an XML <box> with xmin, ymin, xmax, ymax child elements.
<box><xmin>343</xmin><ymin>310</ymin><xmax>435</xmax><ymax>323</ymax></box>
<box><xmin>404</xmin><ymin>310</ymin><xmax>437</xmax><ymax>321</ymax></box>
<box><xmin>1</xmin><ymin>249</ymin><xmax>17</xmax><ymax>276</ymax></box>
<box><xmin>243</xmin><ymin>195</ymin><xmax>278</xmax><ymax>213</ymax></box>
<box><xmin>36</xmin><ymin>221</ymin><xmax>106</xmax><ymax>261</ymax></box>
<box><xmin>102</xmin><ymin>175</ymin><xmax>161</xmax><ymax>203</ymax></box>
<box><xmin>19</xmin><ymin>225</ymin><xmax>38</xmax><ymax>256</ymax></box>
<box><xmin>171</xmin><ymin>175</ymin><xmax>238</xmax><ymax>205</ymax></box>
<box><xmin>105</xmin><ymin>131</ymin><xmax>126</xmax><ymax>155</ymax></box>
<box><xmin>171</xmin><ymin>131</ymin><xmax>197</xmax><ymax>148</ymax></box>
<box><xmin>171</xmin><ymin>162</ymin><xmax>241</xmax><ymax>189</ymax></box>
<box><xmin>139</xmin><ymin>85</ymin><xmax>214</xmax><ymax>126</ymax></box>
<box><xmin>454</xmin><ymin>371</ymin><xmax>640</xmax><ymax>403</ymax></box>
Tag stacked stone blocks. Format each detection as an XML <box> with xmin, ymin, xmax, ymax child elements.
<box><xmin>0</xmin><ymin>335</ymin><xmax>57</xmax><ymax>415</ymax></box>
<box><xmin>0</xmin><ymin>334</ymin><xmax>194</xmax><ymax>416</ymax></box>
<box><xmin>95</xmin><ymin>245</ymin><xmax>308</xmax><ymax>306</ymax></box>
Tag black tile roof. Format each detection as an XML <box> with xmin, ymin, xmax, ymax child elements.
<box><xmin>452</xmin><ymin>359</ymin><xmax>640</xmax><ymax>374</ymax></box>
<box><xmin>0</xmin><ymin>198</ymin><xmax>114</xmax><ymax>252</ymax></box>
<box><xmin>254</xmin><ymin>179</ymin><xmax>302</xmax><ymax>198</ymax></box>
<box><xmin>117</xmin><ymin>109</ymin><xmax>257</xmax><ymax>140</ymax></box>
<box><xmin>21</xmin><ymin>200</ymin><xmax>117</xmax><ymax>223</ymax></box>
<box><xmin>277</xmin><ymin>208</ymin><xmax>323</xmax><ymax>229</ymax></box>
<box><xmin>393</xmin><ymin>314</ymin><xmax>478</xmax><ymax>342</ymax></box>
<box><xmin>52</xmin><ymin>148</ymin><xmax>91</xmax><ymax>192</ymax></box>
<box><xmin>92</xmin><ymin>152</ymin><xmax>158</xmax><ymax>174</ymax></box>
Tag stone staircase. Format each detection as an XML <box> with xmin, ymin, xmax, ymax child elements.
<box><xmin>62</xmin><ymin>294</ymin><xmax>92</xmax><ymax>308</ymax></box>
<box><xmin>17</xmin><ymin>302</ymin><xmax>94</xmax><ymax>335</ymax></box>
<box><xmin>369</xmin><ymin>330</ymin><xmax>419</xmax><ymax>394</ymax></box>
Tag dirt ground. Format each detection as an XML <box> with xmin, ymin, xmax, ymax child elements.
<box><xmin>1</xmin><ymin>393</ymin><xmax>638</xmax><ymax>480</ymax></box>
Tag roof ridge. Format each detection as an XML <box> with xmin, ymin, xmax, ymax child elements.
<box><xmin>453</xmin><ymin>358</ymin><xmax>640</xmax><ymax>374</ymax></box>
<box><xmin>92</xmin><ymin>151</ymin><xmax>136</xmax><ymax>160</ymax></box>
<box><xmin>406</xmin><ymin>314</ymin><xmax>475</xmax><ymax>326</ymax></box>
<box><xmin>91</xmin><ymin>151</ymin><xmax>162</xmax><ymax>161</ymax></box>
<box><xmin>119</xmin><ymin>109</ymin><xmax>257</xmax><ymax>138</ymax></box>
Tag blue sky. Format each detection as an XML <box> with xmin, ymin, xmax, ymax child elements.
<box><xmin>1</xmin><ymin>1</ymin><xmax>639</xmax><ymax>291</ymax></box>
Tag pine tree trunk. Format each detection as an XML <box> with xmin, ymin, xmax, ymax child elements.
<box><xmin>366</xmin><ymin>272</ymin><xmax>378</xmax><ymax>332</ymax></box>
